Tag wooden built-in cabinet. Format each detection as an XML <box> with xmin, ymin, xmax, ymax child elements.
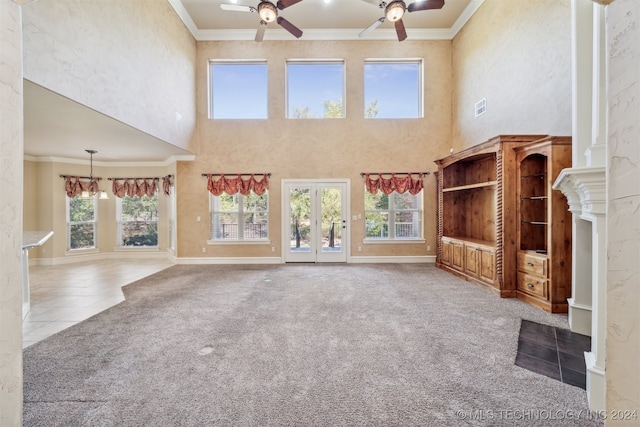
<box><xmin>435</xmin><ymin>135</ymin><xmax>546</xmax><ymax>296</ymax></box>
<box><xmin>515</xmin><ymin>136</ymin><xmax>572</xmax><ymax>313</ymax></box>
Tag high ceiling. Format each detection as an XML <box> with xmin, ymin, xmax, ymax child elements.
<box><xmin>23</xmin><ymin>0</ymin><xmax>482</xmax><ymax>163</ymax></box>
<box><xmin>175</xmin><ymin>0</ymin><xmax>478</xmax><ymax>41</ymax></box>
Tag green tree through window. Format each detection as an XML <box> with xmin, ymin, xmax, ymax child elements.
<box><xmin>67</xmin><ymin>196</ymin><xmax>97</xmax><ymax>250</ymax></box>
<box><xmin>117</xmin><ymin>195</ymin><xmax>158</xmax><ymax>247</ymax></box>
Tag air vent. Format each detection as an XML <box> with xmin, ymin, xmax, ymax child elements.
<box><xmin>475</xmin><ymin>98</ymin><xmax>486</xmax><ymax>117</ymax></box>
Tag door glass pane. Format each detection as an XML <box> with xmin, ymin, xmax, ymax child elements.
<box><xmin>289</xmin><ymin>187</ymin><xmax>311</xmax><ymax>252</ymax></box>
<box><xmin>321</xmin><ymin>187</ymin><xmax>342</xmax><ymax>253</ymax></box>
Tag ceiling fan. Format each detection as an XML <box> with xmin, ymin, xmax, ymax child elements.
<box><xmin>220</xmin><ymin>0</ymin><xmax>304</xmax><ymax>42</ymax></box>
<box><xmin>359</xmin><ymin>0</ymin><xmax>445</xmax><ymax>42</ymax></box>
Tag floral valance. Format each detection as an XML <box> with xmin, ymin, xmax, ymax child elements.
<box><xmin>110</xmin><ymin>178</ymin><xmax>159</xmax><ymax>198</ymax></box>
<box><xmin>62</xmin><ymin>176</ymin><xmax>100</xmax><ymax>198</ymax></box>
<box><xmin>205</xmin><ymin>173</ymin><xmax>270</xmax><ymax>196</ymax></box>
<box><xmin>162</xmin><ymin>175</ymin><xmax>173</xmax><ymax>197</ymax></box>
<box><xmin>363</xmin><ymin>172</ymin><xmax>425</xmax><ymax>195</ymax></box>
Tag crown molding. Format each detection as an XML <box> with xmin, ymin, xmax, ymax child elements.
<box><xmin>194</xmin><ymin>27</ymin><xmax>455</xmax><ymax>42</ymax></box>
<box><xmin>25</xmin><ymin>155</ymin><xmax>194</xmax><ymax>167</ymax></box>
<box><xmin>171</xmin><ymin>0</ymin><xmax>485</xmax><ymax>42</ymax></box>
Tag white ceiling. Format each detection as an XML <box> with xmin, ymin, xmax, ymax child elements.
<box><xmin>176</xmin><ymin>0</ymin><xmax>478</xmax><ymax>40</ymax></box>
<box><xmin>23</xmin><ymin>0</ymin><xmax>482</xmax><ymax>163</ymax></box>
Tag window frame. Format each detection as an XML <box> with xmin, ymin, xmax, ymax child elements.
<box><xmin>209</xmin><ymin>60</ymin><xmax>269</xmax><ymax>120</ymax></box>
<box><xmin>208</xmin><ymin>191</ymin><xmax>270</xmax><ymax>244</ymax></box>
<box><xmin>115</xmin><ymin>194</ymin><xmax>159</xmax><ymax>249</ymax></box>
<box><xmin>285</xmin><ymin>59</ymin><xmax>346</xmax><ymax>119</ymax></box>
<box><xmin>363</xmin><ymin>58</ymin><xmax>424</xmax><ymax>119</ymax></box>
<box><xmin>363</xmin><ymin>190</ymin><xmax>424</xmax><ymax>243</ymax></box>
<box><xmin>66</xmin><ymin>194</ymin><xmax>98</xmax><ymax>252</ymax></box>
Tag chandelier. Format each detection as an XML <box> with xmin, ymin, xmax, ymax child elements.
<box><xmin>81</xmin><ymin>149</ymin><xmax>109</xmax><ymax>200</ymax></box>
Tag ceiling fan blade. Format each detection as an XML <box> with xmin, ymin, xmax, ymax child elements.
<box><xmin>220</xmin><ymin>3</ymin><xmax>255</xmax><ymax>13</ymax></box>
<box><xmin>407</xmin><ymin>0</ymin><xmax>444</xmax><ymax>13</ymax></box>
<box><xmin>276</xmin><ymin>16</ymin><xmax>303</xmax><ymax>38</ymax></box>
<box><xmin>395</xmin><ymin>19</ymin><xmax>407</xmax><ymax>41</ymax></box>
<box><xmin>276</xmin><ymin>0</ymin><xmax>302</xmax><ymax>10</ymax></box>
<box><xmin>255</xmin><ymin>20</ymin><xmax>267</xmax><ymax>42</ymax></box>
<box><xmin>359</xmin><ymin>17</ymin><xmax>385</xmax><ymax>38</ymax></box>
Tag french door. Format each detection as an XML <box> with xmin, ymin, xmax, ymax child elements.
<box><xmin>282</xmin><ymin>180</ymin><xmax>349</xmax><ymax>263</ymax></box>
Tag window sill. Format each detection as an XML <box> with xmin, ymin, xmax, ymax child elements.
<box><xmin>363</xmin><ymin>239</ymin><xmax>425</xmax><ymax>245</ymax></box>
<box><xmin>114</xmin><ymin>246</ymin><xmax>159</xmax><ymax>251</ymax></box>
<box><xmin>65</xmin><ymin>248</ymin><xmax>99</xmax><ymax>256</ymax></box>
<box><xmin>207</xmin><ymin>239</ymin><xmax>271</xmax><ymax>245</ymax></box>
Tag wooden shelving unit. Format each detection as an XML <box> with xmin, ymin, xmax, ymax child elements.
<box><xmin>435</xmin><ymin>135</ymin><xmax>546</xmax><ymax>297</ymax></box>
<box><xmin>515</xmin><ymin>136</ymin><xmax>572</xmax><ymax>312</ymax></box>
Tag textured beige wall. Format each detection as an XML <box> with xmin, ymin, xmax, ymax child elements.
<box><xmin>606</xmin><ymin>0</ymin><xmax>640</xmax><ymax>420</ymax></box>
<box><xmin>29</xmin><ymin>160</ymin><xmax>173</xmax><ymax>260</ymax></box>
<box><xmin>177</xmin><ymin>40</ymin><xmax>452</xmax><ymax>259</ymax></box>
<box><xmin>451</xmin><ymin>0</ymin><xmax>572</xmax><ymax>150</ymax></box>
<box><xmin>0</xmin><ymin>0</ymin><xmax>24</xmax><ymax>423</ymax></box>
<box><xmin>21</xmin><ymin>0</ymin><xmax>197</xmax><ymax>152</ymax></box>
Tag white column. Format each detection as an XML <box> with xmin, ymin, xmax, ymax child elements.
<box><xmin>571</xmin><ymin>0</ymin><xmax>594</xmax><ymax>168</ymax></box>
<box><xmin>585</xmin><ymin>2</ymin><xmax>607</xmax><ymax>167</ymax></box>
<box><xmin>0</xmin><ymin>0</ymin><xmax>25</xmax><ymax>424</ymax></box>
<box><xmin>568</xmin><ymin>216</ymin><xmax>593</xmax><ymax>335</ymax></box>
<box><xmin>584</xmin><ymin>213</ymin><xmax>606</xmax><ymax>411</ymax></box>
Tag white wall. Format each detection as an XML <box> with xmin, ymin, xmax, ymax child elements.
<box><xmin>606</xmin><ymin>0</ymin><xmax>640</xmax><ymax>420</ymax></box>
<box><xmin>0</xmin><ymin>0</ymin><xmax>24</xmax><ymax>424</ymax></box>
<box><xmin>452</xmin><ymin>0</ymin><xmax>573</xmax><ymax>150</ymax></box>
<box><xmin>21</xmin><ymin>0</ymin><xmax>197</xmax><ymax>152</ymax></box>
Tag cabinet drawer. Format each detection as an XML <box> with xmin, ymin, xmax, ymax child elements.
<box><xmin>518</xmin><ymin>252</ymin><xmax>547</xmax><ymax>276</ymax></box>
<box><xmin>517</xmin><ymin>272</ymin><xmax>547</xmax><ymax>298</ymax></box>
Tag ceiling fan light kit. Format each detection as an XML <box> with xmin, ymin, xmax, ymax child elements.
<box><xmin>359</xmin><ymin>0</ymin><xmax>445</xmax><ymax>42</ymax></box>
<box><xmin>257</xmin><ymin>1</ymin><xmax>277</xmax><ymax>22</ymax></box>
<box><xmin>385</xmin><ymin>1</ymin><xmax>406</xmax><ymax>22</ymax></box>
<box><xmin>221</xmin><ymin>0</ymin><xmax>304</xmax><ymax>41</ymax></box>
<box><xmin>220</xmin><ymin>0</ymin><xmax>444</xmax><ymax>42</ymax></box>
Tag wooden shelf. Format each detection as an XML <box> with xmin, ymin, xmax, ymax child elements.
<box><xmin>515</xmin><ymin>136</ymin><xmax>573</xmax><ymax>313</ymax></box>
<box><xmin>442</xmin><ymin>235</ymin><xmax>496</xmax><ymax>247</ymax></box>
<box><xmin>435</xmin><ymin>135</ymin><xmax>548</xmax><ymax>297</ymax></box>
<box><xmin>442</xmin><ymin>181</ymin><xmax>497</xmax><ymax>192</ymax></box>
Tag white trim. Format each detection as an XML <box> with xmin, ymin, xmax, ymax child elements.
<box><xmin>450</xmin><ymin>0</ymin><xmax>485</xmax><ymax>38</ymax></box>
<box><xmin>363</xmin><ymin>239</ymin><xmax>426</xmax><ymax>245</ymax></box>
<box><xmin>350</xmin><ymin>255</ymin><xmax>435</xmax><ymax>264</ymax></box>
<box><xmin>193</xmin><ymin>27</ymin><xmax>458</xmax><ymax>42</ymax></box>
<box><xmin>167</xmin><ymin>0</ymin><xmax>199</xmax><ymax>39</ymax></box>
<box><xmin>34</xmin><ymin>251</ymin><xmax>173</xmax><ymax>266</ymax></box>
<box><xmin>173</xmin><ymin>1</ymin><xmax>485</xmax><ymax>42</ymax></box>
<box><xmin>281</xmin><ymin>179</ymin><xmax>351</xmax><ymax>263</ymax></box>
<box><xmin>26</xmin><ymin>154</ymin><xmax>195</xmax><ymax>167</ymax></box>
<box><xmin>207</xmin><ymin>239</ymin><xmax>271</xmax><ymax>245</ymax></box>
<box><xmin>177</xmin><ymin>256</ymin><xmax>283</xmax><ymax>265</ymax></box>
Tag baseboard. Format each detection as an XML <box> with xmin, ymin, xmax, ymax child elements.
<box><xmin>35</xmin><ymin>251</ymin><xmax>174</xmax><ymax>266</ymax></box>
<box><xmin>350</xmin><ymin>256</ymin><xmax>435</xmax><ymax>264</ymax></box>
<box><xmin>34</xmin><ymin>254</ymin><xmax>435</xmax><ymax>266</ymax></box>
<box><xmin>177</xmin><ymin>257</ymin><xmax>284</xmax><ymax>265</ymax></box>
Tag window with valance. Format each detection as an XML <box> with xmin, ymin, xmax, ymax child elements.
<box><xmin>206</xmin><ymin>174</ymin><xmax>270</xmax><ymax>242</ymax></box>
<box><xmin>363</xmin><ymin>173</ymin><xmax>425</xmax><ymax>241</ymax></box>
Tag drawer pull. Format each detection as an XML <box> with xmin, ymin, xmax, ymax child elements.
<box><xmin>527</xmin><ymin>262</ymin><xmax>534</xmax><ymax>267</ymax></box>
<box><xmin>527</xmin><ymin>283</ymin><xmax>535</xmax><ymax>288</ymax></box>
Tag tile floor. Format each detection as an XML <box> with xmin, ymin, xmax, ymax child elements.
<box><xmin>515</xmin><ymin>319</ymin><xmax>591</xmax><ymax>389</ymax></box>
<box><xmin>22</xmin><ymin>258</ymin><xmax>173</xmax><ymax>348</ymax></box>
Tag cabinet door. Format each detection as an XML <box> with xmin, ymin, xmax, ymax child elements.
<box><xmin>464</xmin><ymin>244</ymin><xmax>479</xmax><ymax>276</ymax></box>
<box><xmin>479</xmin><ymin>248</ymin><xmax>496</xmax><ymax>283</ymax></box>
<box><xmin>441</xmin><ymin>240</ymin><xmax>452</xmax><ymax>266</ymax></box>
<box><xmin>451</xmin><ymin>241</ymin><xmax>464</xmax><ymax>271</ymax></box>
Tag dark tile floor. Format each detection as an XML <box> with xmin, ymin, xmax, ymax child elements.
<box><xmin>515</xmin><ymin>319</ymin><xmax>591</xmax><ymax>389</ymax></box>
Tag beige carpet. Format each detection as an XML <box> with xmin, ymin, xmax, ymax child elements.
<box><xmin>23</xmin><ymin>264</ymin><xmax>601</xmax><ymax>426</ymax></box>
